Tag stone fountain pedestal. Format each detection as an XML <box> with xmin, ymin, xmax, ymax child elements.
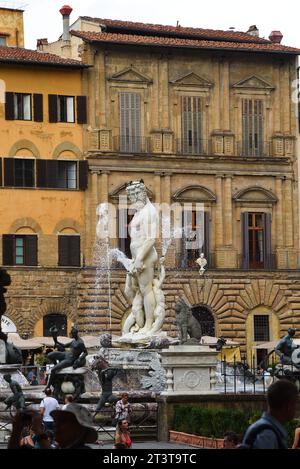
<box><xmin>0</xmin><ymin>364</ymin><xmax>28</xmax><ymax>389</ymax></box>
<box><xmin>160</xmin><ymin>345</ymin><xmax>218</xmax><ymax>395</ymax></box>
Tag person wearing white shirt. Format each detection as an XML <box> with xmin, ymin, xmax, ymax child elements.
<box><xmin>40</xmin><ymin>388</ymin><xmax>59</xmax><ymax>431</ymax></box>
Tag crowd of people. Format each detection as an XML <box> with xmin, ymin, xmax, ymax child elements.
<box><xmin>7</xmin><ymin>388</ymin><xmax>133</xmax><ymax>450</ymax></box>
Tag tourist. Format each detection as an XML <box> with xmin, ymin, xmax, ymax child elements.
<box><xmin>40</xmin><ymin>388</ymin><xmax>59</xmax><ymax>431</ymax></box>
<box><xmin>39</xmin><ymin>370</ymin><xmax>47</xmax><ymax>386</ymax></box>
<box><xmin>50</xmin><ymin>403</ymin><xmax>98</xmax><ymax>449</ymax></box>
<box><xmin>62</xmin><ymin>394</ymin><xmax>74</xmax><ymax>410</ymax></box>
<box><xmin>8</xmin><ymin>409</ymin><xmax>44</xmax><ymax>449</ymax></box>
<box><xmin>292</xmin><ymin>426</ymin><xmax>300</xmax><ymax>449</ymax></box>
<box><xmin>30</xmin><ymin>374</ymin><xmax>39</xmax><ymax>386</ymax></box>
<box><xmin>114</xmin><ymin>419</ymin><xmax>132</xmax><ymax>449</ymax></box>
<box><xmin>240</xmin><ymin>379</ymin><xmax>298</xmax><ymax>449</ymax></box>
<box><xmin>223</xmin><ymin>431</ymin><xmax>239</xmax><ymax>449</ymax></box>
<box><xmin>114</xmin><ymin>393</ymin><xmax>132</xmax><ymax>423</ymax></box>
<box><xmin>20</xmin><ymin>427</ymin><xmax>35</xmax><ymax>449</ymax></box>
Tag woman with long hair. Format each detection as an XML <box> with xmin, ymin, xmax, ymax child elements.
<box><xmin>114</xmin><ymin>419</ymin><xmax>132</xmax><ymax>449</ymax></box>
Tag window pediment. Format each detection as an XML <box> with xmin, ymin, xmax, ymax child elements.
<box><xmin>233</xmin><ymin>186</ymin><xmax>277</xmax><ymax>204</ymax></box>
<box><xmin>232</xmin><ymin>75</ymin><xmax>275</xmax><ymax>91</ymax></box>
<box><xmin>170</xmin><ymin>72</ymin><xmax>213</xmax><ymax>89</ymax></box>
<box><xmin>172</xmin><ymin>185</ymin><xmax>216</xmax><ymax>203</ymax></box>
<box><xmin>108</xmin><ymin>67</ymin><xmax>153</xmax><ymax>84</ymax></box>
<box><xmin>109</xmin><ymin>183</ymin><xmax>153</xmax><ymax>200</ymax></box>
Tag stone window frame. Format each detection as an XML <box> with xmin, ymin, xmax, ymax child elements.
<box><xmin>231</xmin><ymin>76</ymin><xmax>275</xmax><ymax>154</ymax></box>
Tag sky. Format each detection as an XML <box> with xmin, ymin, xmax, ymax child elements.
<box><xmin>12</xmin><ymin>0</ymin><xmax>300</xmax><ymax>50</ymax></box>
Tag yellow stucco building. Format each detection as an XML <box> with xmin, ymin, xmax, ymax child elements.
<box><xmin>0</xmin><ymin>7</ymin><xmax>88</xmax><ymax>339</ymax></box>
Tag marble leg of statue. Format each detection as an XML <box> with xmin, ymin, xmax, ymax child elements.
<box><xmin>138</xmin><ymin>268</ymin><xmax>156</xmax><ymax>334</ymax></box>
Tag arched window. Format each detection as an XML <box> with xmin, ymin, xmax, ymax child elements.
<box><xmin>43</xmin><ymin>313</ymin><xmax>67</xmax><ymax>337</ymax></box>
<box><xmin>192</xmin><ymin>305</ymin><xmax>215</xmax><ymax>337</ymax></box>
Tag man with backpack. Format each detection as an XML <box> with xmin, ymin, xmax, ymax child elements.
<box><xmin>240</xmin><ymin>379</ymin><xmax>298</xmax><ymax>449</ymax></box>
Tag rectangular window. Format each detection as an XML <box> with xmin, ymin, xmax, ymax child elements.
<box><xmin>241</xmin><ymin>212</ymin><xmax>272</xmax><ymax>269</ymax></box>
<box><xmin>181</xmin><ymin>210</ymin><xmax>209</xmax><ymax>268</ymax></box>
<box><xmin>119</xmin><ymin>92</ymin><xmax>141</xmax><ymax>152</ymax></box>
<box><xmin>14</xmin><ymin>159</ymin><xmax>35</xmax><ymax>187</ymax></box>
<box><xmin>242</xmin><ymin>99</ymin><xmax>264</xmax><ymax>156</ymax></box>
<box><xmin>58</xmin><ymin>96</ymin><xmax>75</xmax><ymax>123</ymax></box>
<box><xmin>2</xmin><ymin>235</ymin><xmax>37</xmax><ymax>266</ymax></box>
<box><xmin>181</xmin><ymin>96</ymin><xmax>203</xmax><ymax>154</ymax></box>
<box><xmin>14</xmin><ymin>93</ymin><xmax>32</xmax><ymax>120</ymax></box>
<box><xmin>57</xmin><ymin>161</ymin><xmax>77</xmax><ymax>189</ymax></box>
<box><xmin>0</xmin><ymin>36</ymin><xmax>7</xmax><ymax>46</ymax></box>
<box><xmin>15</xmin><ymin>237</ymin><xmax>25</xmax><ymax>265</ymax></box>
<box><xmin>58</xmin><ymin>235</ymin><xmax>80</xmax><ymax>267</ymax></box>
<box><xmin>254</xmin><ymin>315</ymin><xmax>270</xmax><ymax>342</ymax></box>
<box><xmin>118</xmin><ymin>209</ymin><xmax>133</xmax><ymax>260</ymax></box>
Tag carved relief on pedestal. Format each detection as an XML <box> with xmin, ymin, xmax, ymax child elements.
<box><xmin>150</xmin><ymin>132</ymin><xmax>163</xmax><ymax>153</ymax></box>
<box><xmin>163</xmin><ymin>132</ymin><xmax>173</xmax><ymax>154</ymax></box>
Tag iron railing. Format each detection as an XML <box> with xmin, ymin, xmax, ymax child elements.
<box><xmin>113</xmin><ymin>136</ymin><xmax>149</xmax><ymax>154</ymax></box>
<box><xmin>176</xmin><ymin>138</ymin><xmax>209</xmax><ymax>156</ymax></box>
<box><xmin>236</xmin><ymin>140</ymin><xmax>272</xmax><ymax>157</ymax></box>
<box><xmin>219</xmin><ymin>352</ymin><xmax>300</xmax><ymax>395</ymax></box>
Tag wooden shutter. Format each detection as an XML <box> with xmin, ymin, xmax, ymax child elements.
<box><xmin>78</xmin><ymin>160</ymin><xmax>88</xmax><ymax>190</ymax></box>
<box><xmin>241</xmin><ymin>212</ymin><xmax>249</xmax><ymax>269</ymax></box>
<box><xmin>181</xmin><ymin>96</ymin><xmax>202</xmax><ymax>154</ymax></box>
<box><xmin>69</xmin><ymin>236</ymin><xmax>80</xmax><ymax>266</ymax></box>
<box><xmin>263</xmin><ymin>213</ymin><xmax>272</xmax><ymax>269</ymax></box>
<box><xmin>76</xmin><ymin>96</ymin><xmax>87</xmax><ymax>124</ymax></box>
<box><xmin>47</xmin><ymin>160</ymin><xmax>58</xmax><ymax>188</ymax></box>
<box><xmin>119</xmin><ymin>92</ymin><xmax>141</xmax><ymax>152</ymax></box>
<box><xmin>4</xmin><ymin>158</ymin><xmax>15</xmax><ymax>186</ymax></box>
<box><xmin>58</xmin><ymin>236</ymin><xmax>80</xmax><ymax>266</ymax></box>
<box><xmin>36</xmin><ymin>159</ymin><xmax>47</xmax><ymax>188</ymax></box>
<box><xmin>58</xmin><ymin>236</ymin><xmax>69</xmax><ymax>266</ymax></box>
<box><xmin>33</xmin><ymin>94</ymin><xmax>43</xmax><ymax>122</ymax></box>
<box><xmin>2</xmin><ymin>235</ymin><xmax>14</xmax><ymax>266</ymax></box>
<box><xmin>204</xmin><ymin>212</ymin><xmax>210</xmax><ymax>267</ymax></box>
<box><xmin>25</xmin><ymin>235</ymin><xmax>37</xmax><ymax>266</ymax></box>
<box><xmin>5</xmin><ymin>92</ymin><xmax>15</xmax><ymax>120</ymax></box>
<box><xmin>48</xmin><ymin>95</ymin><xmax>58</xmax><ymax>123</ymax></box>
<box><xmin>242</xmin><ymin>99</ymin><xmax>264</xmax><ymax>156</ymax></box>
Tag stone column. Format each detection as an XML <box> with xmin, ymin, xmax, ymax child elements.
<box><xmin>211</xmin><ymin>59</ymin><xmax>221</xmax><ymax>131</ymax></box>
<box><xmin>97</xmin><ymin>51</ymin><xmax>107</xmax><ymax>129</ymax></box>
<box><xmin>284</xmin><ymin>177</ymin><xmax>294</xmax><ymax>248</ymax></box>
<box><xmin>215</xmin><ymin>175</ymin><xmax>224</xmax><ymax>248</ymax></box>
<box><xmin>89</xmin><ymin>170</ymin><xmax>100</xmax><ymax>263</ymax></box>
<box><xmin>162</xmin><ymin>173</ymin><xmax>174</xmax><ymax>267</ymax></box>
<box><xmin>275</xmin><ymin>177</ymin><xmax>284</xmax><ymax>248</ymax></box>
<box><xmin>220</xmin><ymin>60</ymin><xmax>230</xmax><ymax>131</ymax></box>
<box><xmin>158</xmin><ymin>56</ymin><xmax>169</xmax><ymax>130</ymax></box>
<box><xmin>224</xmin><ymin>176</ymin><xmax>233</xmax><ymax>246</ymax></box>
<box><xmin>154</xmin><ymin>172</ymin><xmax>162</xmax><ymax>205</ymax></box>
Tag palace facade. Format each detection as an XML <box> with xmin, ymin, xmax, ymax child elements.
<box><xmin>2</xmin><ymin>7</ymin><xmax>300</xmax><ymax>363</ymax></box>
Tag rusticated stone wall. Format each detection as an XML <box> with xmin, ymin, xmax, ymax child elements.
<box><xmin>3</xmin><ymin>268</ymin><xmax>79</xmax><ymax>336</ymax></box>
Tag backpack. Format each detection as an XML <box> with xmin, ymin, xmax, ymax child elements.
<box><xmin>237</xmin><ymin>423</ymin><xmax>286</xmax><ymax>449</ymax></box>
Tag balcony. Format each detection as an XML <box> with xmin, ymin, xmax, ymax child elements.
<box><xmin>237</xmin><ymin>141</ymin><xmax>271</xmax><ymax>157</ymax></box>
<box><xmin>176</xmin><ymin>138</ymin><xmax>208</xmax><ymax>156</ymax></box>
<box><xmin>113</xmin><ymin>136</ymin><xmax>149</xmax><ymax>154</ymax></box>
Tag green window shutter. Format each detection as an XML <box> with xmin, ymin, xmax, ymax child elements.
<box><xmin>33</xmin><ymin>94</ymin><xmax>44</xmax><ymax>122</ymax></box>
<box><xmin>4</xmin><ymin>158</ymin><xmax>15</xmax><ymax>186</ymax></box>
<box><xmin>76</xmin><ymin>96</ymin><xmax>87</xmax><ymax>124</ymax></box>
<box><xmin>5</xmin><ymin>92</ymin><xmax>15</xmax><ymax>120</ymax></box>
<box><xmin>48</xmin><ymin>95</ymin><xmax>58</xmax><ymax>123</ymax></box>
<box><xmin>2</xmin><ymin>235</ymin><xmax>14</xmax><ymax>266</ymax></box>
<box><xmin>25</xmin><ymin>235</ymin><xmax>38</xmax><ymax>266</ymax></box>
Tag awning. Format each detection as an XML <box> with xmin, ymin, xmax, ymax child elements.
<box><xmin>200</xmin><ymin>335</ymin><xmax>240</xmax><ymax>347</ymax></box>
<box><xmin>253</xmin><ymin>339</ymin><xmax>300</xmax><ymax>349</ymax></box>
<box><xmin>7</xmin><ymin>333</ymin><xmax>43</xmax><ymax>350</ymax></box>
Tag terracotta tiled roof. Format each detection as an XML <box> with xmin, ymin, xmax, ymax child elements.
<box><xmin>71</xmin><ymin>30</ymin><xmax>300</xmax><ymax>55</ymax></box>
<box><xmin>80</xmin><ymin>17</ymin><xmax>270</xmax><ymax>44</ymax></box>
<box><xmin>0</xmin><ymin>46</ymin><xmax>87</xmax><ymax>67</ymax></box>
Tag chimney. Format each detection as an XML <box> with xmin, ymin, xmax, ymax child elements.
<box><xmin>36</xmin><ymin>38</ymin><xmax>48</xmax><ymax>51</ymax></box>
<box><xmin>59</xmin><ymin>5</ymin><xmax>73</xmax><ymax>42</ymax></box>
<box><xmin>269</xmin><ymin>31</ymin><xmax>283</xmax><ymax>44</ymax></box>
<box><xmin>246</xmin><ymin>25</ymin><xmax>259</xmax><ymax>37</ymax></box>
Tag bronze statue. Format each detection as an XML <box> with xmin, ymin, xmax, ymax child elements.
<box><xmin>275</xmin><ymin>328</ymin><xmax>300</xmax><ymax>368</ymax></box>
<box><xmin>45</xmin><ymin>326</ymin><xmax>88</xmax><ymax>390</ymax></box>
<box><xmin>175</xmin><ymin>298</ymin><xmax>202</xmax><ymax>345</ymax></box>
<box><xmin>3</xmin><ymin>374</ymin><xmax>26</xmax><ymax>411</ymax></box>
<box><xmin>91</xmin><ymin>356</ymin><xmax>124</xmax><ymax>413</ymax></box>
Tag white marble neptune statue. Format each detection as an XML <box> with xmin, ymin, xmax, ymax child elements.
<box><xmin>120</xmin><ymin>180</ymin><xmax>166</xmax><ymax>341</ymax></box>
